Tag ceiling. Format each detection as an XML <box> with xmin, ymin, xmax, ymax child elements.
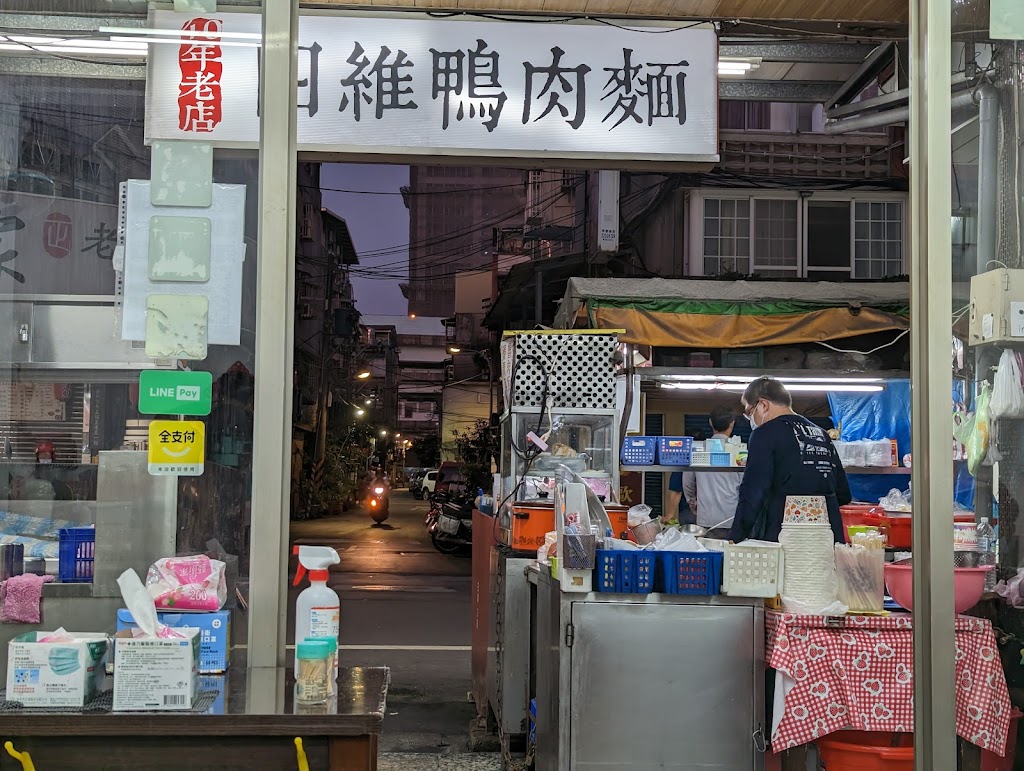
<box><xmin>312</xmin><ymin>0</ymin><xmax>907</xmax><ymax>26</ymax></box>
<box><xmin>0</xmin><ymin>0</ymin><xmax>906</xmax><ymax>26</ymax></box>
<box><xmin>0</xmin><ymin>2</ymin><xmax>904</xmax><ymax>102</ymax></box>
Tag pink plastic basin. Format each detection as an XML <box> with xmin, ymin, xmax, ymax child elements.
<box><xmin>884</xmin><ymin>563</ymin><xmax>991</xmax><ymax>614</ymax></box>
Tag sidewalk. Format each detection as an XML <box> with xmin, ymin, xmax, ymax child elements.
<box><xmin>379</xmin><ymin>753</ymin><xmax>502</xmax><ymax>770</ymax></box>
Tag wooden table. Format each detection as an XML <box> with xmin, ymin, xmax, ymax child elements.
<box><xmin>0</xmin><ymin>666</ymin><xmax>389</xmax><ymax>770</ymax></box>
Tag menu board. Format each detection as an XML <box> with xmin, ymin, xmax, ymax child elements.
<box><xmin>0</xmin><ymin>383</ymin><xmax>66</xmax><ymax>421</ymax></box>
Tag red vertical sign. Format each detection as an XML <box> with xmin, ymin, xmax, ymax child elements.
<box><xmin>177</xmin><ymin>17</ymin><xmax>223</xmax><ymax>133</ymax></box>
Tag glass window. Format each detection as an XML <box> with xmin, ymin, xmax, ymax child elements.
<box><xmin>752</xmin><ymin>199</ymin><xmax>798</xmax><ymax>274</ymax></box>
<box><xmin>854</xmin><ymin>200</ymin><xmax>904</xmax><ymax>277</ymax></box>
<box><xmin>0</xmin><ymin>3</ymin><xmax>264</xmax><ymax>666</ymax></box>
<box><xmin>702</xmin><ymin>198</ymin><xmax>750</xmax><ymax>275</ymax></box>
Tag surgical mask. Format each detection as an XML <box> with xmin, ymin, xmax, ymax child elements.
<box><xmin>748</xmin><ymin>403</ymin><xmax>761</xmax><ymax>430</ymax></box>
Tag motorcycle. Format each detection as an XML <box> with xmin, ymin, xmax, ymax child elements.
<box><xmin>426</xmin><ymin>490</ymin><xmax>473</xmax><ymax>554</ymax></box>
<box><xmin>367</xmin><ymin>483</ymin><xmax>390</xmax><ymax>524</ymax></box>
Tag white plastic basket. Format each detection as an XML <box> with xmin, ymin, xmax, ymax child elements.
<box><xmin>690</xmin><ymin>451</ymin><xmax>711</xmax><ymax>466</ymax></box>
<box><xmin>721</xmin><ymin>541</ymin><xmax>785</xmax><ymax>598</ymax></box>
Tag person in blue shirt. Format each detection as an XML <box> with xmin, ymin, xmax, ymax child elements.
<box><xmin>666</xmin><ymin>471</ymin><xmax>696</xmax><ymax>525</ymax></box>
<box><xmin>729</xmin><ymin>376</ymin><xmax>851</xmax><ymax>544</ymax></box>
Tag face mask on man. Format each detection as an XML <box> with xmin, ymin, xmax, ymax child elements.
<box><xmin>747</xmin><ymin>401</ymin><xmax>761</xmax><ymax>430</ymax></box>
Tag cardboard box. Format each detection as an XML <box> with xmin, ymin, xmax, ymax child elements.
<box><xmin>6</xmin><ymin>632</ymin><xmax>108</xmax><ymax>708</ymax></box>
<box><xmin>116</xmin><ymin>609</ymin><xmax>230</xmax><ymax>674</ymax></box>
<box><xmin>112</xmin><ymin>627</ymin><xmax>199</xmax><ymax>711</ymax></box>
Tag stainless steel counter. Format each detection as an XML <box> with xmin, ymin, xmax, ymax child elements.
<box><xmin>530</xmin><ymin>565</ymin><xmax>765</xmax><ymax>770</ymax></box>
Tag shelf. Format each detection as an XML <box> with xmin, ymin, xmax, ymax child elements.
<box><xmin>633</xmin><ymin>367</ymin><xmax>911</xmax><ymax>382</ymax></box>
<box><xmin>845</xmin><ymin>466</ymin><xmax>910</xmax><ymax>474</ymax></box>
<box><xmin>620</xmin><ymin>465</ymin><xmax>744</xmax><ymax>473</ymax></box>
<box><xmin>619</xmin><ymin>465</ymin><xmax>910</xmax><ymax>474</ymax></box>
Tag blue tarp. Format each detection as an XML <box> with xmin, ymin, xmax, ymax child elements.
<box><xmin>828</xmin><ymin>379</ymin><xmax>974</xmax><ymax>507</ymax></box>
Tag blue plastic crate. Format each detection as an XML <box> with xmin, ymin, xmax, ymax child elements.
<box><xmin>58</xmin><ymin>526</ymin><xmax>95</xmax><ymax>583</ymax></box>
<box><xmin>657</xmin><ymin>436</ymin><xmax>694</xmax><ymax>466</ymax></box>
<box><xmin>595</xmin><ymin>550</ymin><xmax>655</xmax><ymax>593</ymax></box>
<box><xmin>709</xmin><ymin>452</ymin><xmax>732</xmax><ymax>467</ymax></box>
<box><xmin>655</xmin><ymin>551</ymin><xmax>723</xmax><ymax>595</ymax></box>
<box><xmin>621</xmin><ymin>437</ymin><xmax>657</xmax><ymax>465</ymax></box>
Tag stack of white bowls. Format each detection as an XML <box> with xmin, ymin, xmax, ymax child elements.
<box><xmin>778</xmin><ymin>496</ymin><xmax>839</xmax><ymax>613</ymax></box>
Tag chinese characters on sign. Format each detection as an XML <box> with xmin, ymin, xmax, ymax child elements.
<box><xmin>147</xmin><ymin>12</ymin><xmax>718</xmax><ymax>163</ymax></box>
<box><xmin>149</xmin><ymin>419</ymin><xmax>206</xmax><ymax>477</ymax></box>
<box><xmin>178</xmin><ymin>18</ymin><xmax>223</xmax><ymax>133</ymax></box>
<box><xmin>0</xmin><ymin>192</ymin><xmax>118</xmax><ymax>292</ymax></box>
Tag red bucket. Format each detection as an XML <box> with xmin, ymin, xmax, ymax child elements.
<box><xmin>816</xmin><ymin>731</ymin><xmax>913</xmax><ymax>771</ymax></box>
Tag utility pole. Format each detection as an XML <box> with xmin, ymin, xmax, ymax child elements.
<box><xmin>313</xmin><ymin>255</ymin><xmax>336</xmax><ymax>470</ymax></box>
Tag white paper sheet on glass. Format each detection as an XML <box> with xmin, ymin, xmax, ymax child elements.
<box><xmin>120</xmin><ymin>180</ymin><xmax>245</xmax><ymax>345</ymax></box>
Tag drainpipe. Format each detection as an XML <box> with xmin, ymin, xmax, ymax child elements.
<box><xmin>974</xmin><ymin>84</ymin><xmax>999</xmax><ymax>273</ymax></box>
<box><xmin>824</xmin><ymin>88</ymin><xmax>978</xmax><ymax>134</ymax></box>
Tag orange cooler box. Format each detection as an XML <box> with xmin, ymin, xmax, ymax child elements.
<box><xmin>509</xmin><ymin>503</ymin><xmax>629</xmax><ymax>552</ymax></box>
<box><xmin>509</xmin><ymin>504</ymin><xmax>554</xmax><ymax>552</ymax></box>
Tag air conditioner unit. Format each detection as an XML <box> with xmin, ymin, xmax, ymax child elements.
<box><xmin>299</xmin><ymin>302</ymin><xmax>316</xmax><ymax>320</ymax></box>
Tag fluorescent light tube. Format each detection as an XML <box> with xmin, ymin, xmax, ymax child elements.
<box><xmin>99</xmin><ymin>26</ymin><xmax>262</xmax><ymax>40</ymax></box>
<box><xmin>659</xmin><ymin>382</ymin><xmax>883</xmax><ymax>393</ymax></box>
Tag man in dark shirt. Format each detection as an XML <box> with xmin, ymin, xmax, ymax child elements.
<box><xmin>729</xmin><ymin>377</ymin><xmax>851</xmax><ymax>543</ymax></box>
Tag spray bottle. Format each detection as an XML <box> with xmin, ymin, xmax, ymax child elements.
<box><xmin>293</xmin><ymin>545</ymin><xmax>341</xmax><ymax>678</ymax></box>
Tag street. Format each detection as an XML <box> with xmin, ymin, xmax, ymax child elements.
<box><xmin>290</xmin><ymin>490</ymin><xmax>502</xmax><ymax>770</ymax></box>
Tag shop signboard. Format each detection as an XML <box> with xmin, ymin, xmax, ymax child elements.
<box><xmin>145</xmin><ymin>11</ymin><xmax>719</xmax><ymax>165</ymax></box>
<box><xmin>139</xmin><ymin>371</ymin><xmax>213</xmax><ymax>416</ymax></box>
<box><xmin>148</xmin><ymin>419</ymin><xmax>206</xmax><ymax>476</ymax></box>
<box><xmin>0</xmin><ymin>191</ymin><xmax>118</xmax><ymax>294</ymax></box>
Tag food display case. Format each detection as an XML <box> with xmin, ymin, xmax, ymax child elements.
<box><xmin>497</xmin><ymin>331</ymin><xmax>621</xmax><ymax>553</ymax></box>
<box><xmin>501</xmin><ymin>409</ymin><xmax>618</xmax><ymax>505</ymax></box>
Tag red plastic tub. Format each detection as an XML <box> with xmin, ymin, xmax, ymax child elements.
<box><xmin>840</xmin><ymin>506</ymin><xmax>978</xmax><ymax>548</ymax></box>
<box><xmin>816</xmin><ymin>731</ymin><xmax>913</xmax><ymax>771</ymax></box>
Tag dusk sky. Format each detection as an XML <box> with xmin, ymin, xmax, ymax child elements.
<box><xmin>321</xmin><ymin>163</ymin><xmax>410</xmax><ymax>314</ymax></box>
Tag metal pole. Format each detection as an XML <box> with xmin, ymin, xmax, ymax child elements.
<box><xmin>248</xmin><ymin>0</ymin><xmax>298</xmax><ymax>669</ymax></box>
<box><xmin>976</xmin><ymin>85</ymin><xmax>1000</xmax><ymax>273</ymax></box>
<box><xmin>909</xmin><ymin>0</ymin><xmax>955</xmax><ymax>767</ymax></box>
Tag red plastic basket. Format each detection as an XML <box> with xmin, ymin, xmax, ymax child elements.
<box><xmin>840</xmin><ymin>506</ymin><xmax>976</xmax><ymax>549</ymax></box>
<box><xmin>816</xmin><ymin>731</ymin><xmax>913</xmax><ymax>771</ymax></box>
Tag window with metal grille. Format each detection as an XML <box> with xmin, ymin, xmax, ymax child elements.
<box><xmin>703</xmin><ymin>198</ymin><xmax>750</xmax><ymax>275</ymax></box>
<box><xmin>854</xmin><ymin>201</ymin><xmax>904</xmax><ymax>279</ymax></box>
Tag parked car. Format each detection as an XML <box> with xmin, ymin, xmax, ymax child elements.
<box><xmin>434</xmin><ymin>461</ymin><xmax>466</xmax><ymax>497</ymax></box>
<box><xmin>420</xmin><ymin>470</ymin><xmax>439</xmax><ymax>498</ymax></box>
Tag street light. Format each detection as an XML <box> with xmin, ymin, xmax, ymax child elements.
<box><xmin>380</xmin><ymin>429</ymin><xmax>388</xmax><ymax>437</ymax></box>
<box><xmin>395</xmin><ymin>433</ymin><xmax>401</xmax><ymax>439</ymax></box>
<box><xmin>355</xmin><ymin>409</ymin><xmax>365</xmax><ymax>417</ymax></box>
<box><xmin>365</xmin><ymin>398</ymin><xmax>373</xmax><ymax>405</ymax></box>
<box><xmin>356</xmin><ymin>370</ymin><xmax>371</xmax><ymax>379</ymax></box>
<box><xmin>448</xmin><ymin>346</ymin><xmax>462</xmax><ymax>353</ymax></box>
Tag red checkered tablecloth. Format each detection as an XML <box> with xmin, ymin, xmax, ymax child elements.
<box><xmin>766</xmin><ymin>610</ymin><xmax>1011</xmax><ymax>755</ymax></box>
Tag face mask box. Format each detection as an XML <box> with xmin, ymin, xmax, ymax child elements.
<box><xmin>6</xmin><ymin>632</ymin><xmax>109</xmax><ymax>708</ymax></box>
<box><xmin>116</xmin><ymin>609</ymin><xmax>230</xmax><ymax>674</ymax></box>
<box><xmin>112</xmin><ymin>627</ymin><xmax>199</xmax><ymax>711</ymax></box>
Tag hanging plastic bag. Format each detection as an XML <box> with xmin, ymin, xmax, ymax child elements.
<box><xmin>967</xmin><ymin>383</ymin><xmax>992</xmax><ymax>476</ymax></box>
<box><xmin>991</xmin><ymin>349</ymin><xmax>1024</xmax><ymax>418</ymax></box>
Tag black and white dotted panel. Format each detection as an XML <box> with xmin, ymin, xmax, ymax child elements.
<box><xmin>510</xmin><ymin>333</ymin><xmax>618</xmax><ymax>409</ymax></box>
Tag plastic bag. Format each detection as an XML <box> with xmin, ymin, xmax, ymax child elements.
<box><xmin>627</xmin><ymin>504</ymin><xmax>653</xmax><ymax>528</ymax></box>
<box><xmin>863</xmin><ymin>439</ymin><xmax>893</xmax><ymax>468</ymax></box>
<box><xmin>991</xmin><ymin>349</ymin><xmax>1024</xmax><ymax>419</ymax></box>
<box><xmin>995</xmin><ymin>569</ymin><xmax>1024</xmax><ymax>609</ymax></box>
<box><xmin>145</xmin><ymin>555</ymin><xmax>227</xmax><ymax>611</ymax></box>
<box><xmin>967</xmin><ymin>383</ymin><xmax>992</xmax><ymax>476</ymax></box>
